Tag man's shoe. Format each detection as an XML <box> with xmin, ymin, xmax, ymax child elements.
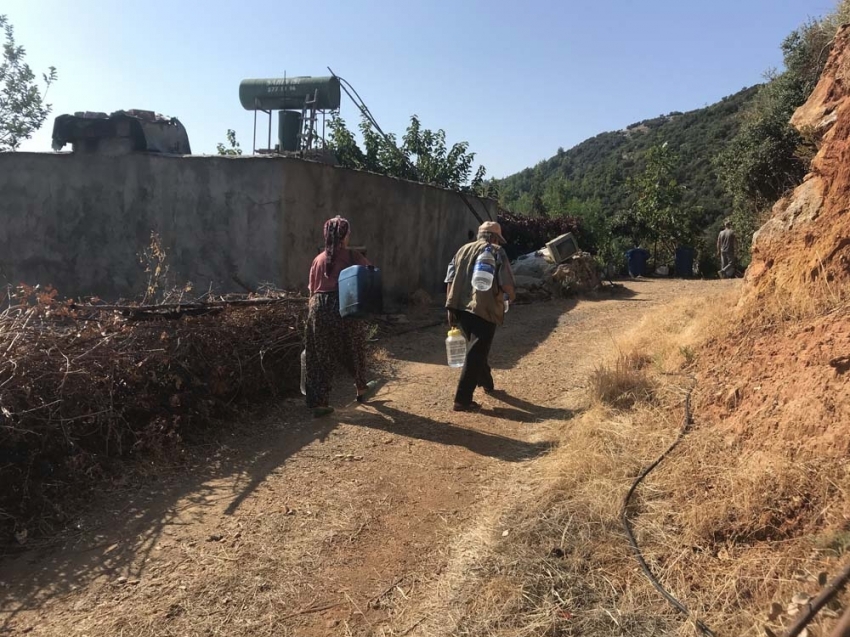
<box><xmin>453</xmin><ymin>401</ymin><xmax>481</xmax><ymax>412</ymax></box>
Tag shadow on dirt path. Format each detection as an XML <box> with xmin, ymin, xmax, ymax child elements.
<box><xmin>0</xmin><ymin>279</ymin><xmax>722</xmax><ymax>637</ymax></box>
<box><xmin>341</xmin><ymin>400</ymin><xmax>554</xmax><ymax>462</ymax></box>
<box><xmin>0</xmin><ymin>405</ymin><xmax>339</xmax><ymax>632</ymax></box>
<box><xmin>0</xmin><ymin>393</ymin><xmax>554</xmax><ymax>631</ymax></box>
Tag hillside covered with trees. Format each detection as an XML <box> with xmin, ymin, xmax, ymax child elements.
<box><xmin>496</xmin><ymin>87</ymin><xmax>758</xmax><ymax>268</ymax></box>
<box><xmin>498</xmin><ymin>85</ymin><xmax>757</xmax><ymax>223</ymax></box>
<box><xmin>498</xmin><ymin>0</ymin><xmax>850</xmax><ymax>274</ymax></box>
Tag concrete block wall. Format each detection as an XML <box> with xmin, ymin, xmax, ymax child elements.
<box><xmin>0</xmin><ymin>153</ymin><xmax>495</xmax><ymax>302</ymax></box>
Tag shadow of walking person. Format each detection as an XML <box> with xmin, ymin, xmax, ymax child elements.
<box><xmin>342</xmin><ymin>400</ymin><xmax>553</xmax><ymax>462</ymax></box>
<box><xmin>482</xmin><ymin>390</ymin><xmax>575</xmax><ymax>424</ymax></box>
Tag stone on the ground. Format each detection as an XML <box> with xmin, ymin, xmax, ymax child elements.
<box><xmin>511</xmin><ymin>251</ymin><xmax>556</xmax><ymax>280</ymax></box>
<box><xmin>511</xmin><ymin>248</ymin><xmax>601</xmax><ymax>300</ymax></box>
<box><xmin>514</xmin><ymin>274</ymin><xmax>545</xmax><ymax>290</ymax></box>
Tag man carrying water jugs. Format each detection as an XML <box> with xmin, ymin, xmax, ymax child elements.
<box><xmin>444</xmin><ymin>221</ymin><xmax>516</xmax><ymax>412</ymax></box>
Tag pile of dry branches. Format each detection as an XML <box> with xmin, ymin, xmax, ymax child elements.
<box><xmin>0</xmin><ymin>284</ymin><xmax>306</xmax><ymax>539</ymax></box>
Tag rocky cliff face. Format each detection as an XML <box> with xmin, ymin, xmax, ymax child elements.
<box><xmin>697</xmin><ymin>26</ymin><xmax>850</xmax><ymax>459</ymax></box>
<box><xmin>742</xmin><ymin>24</ymin><xmax>850</xmax><ymax>313</ymax></box>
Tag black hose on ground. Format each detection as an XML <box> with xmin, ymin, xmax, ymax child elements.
<box><xmin>782</xmin><ymin>561</ymin><xmax>850</xmax><ymax>637</ymax></box>
<box><xmin>620</xmin><ymin>376</ymin><xmax>717</xmax><ymax>637</ymax></box>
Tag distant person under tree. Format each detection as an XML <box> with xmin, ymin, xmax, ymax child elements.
<box><xmin>717</xmin><ymin>220</ymin><xmax>737</xmax><ymax>278</ymax></box>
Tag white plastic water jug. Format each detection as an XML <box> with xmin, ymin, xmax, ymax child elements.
<box><xmin>445</xmin><ymin>328</ymin><xmax>467</xmax><ymax>368</ymax></box>
<box><xmin>300</xmin><ymin>349</ymin><xmax>307</xmax><ymax>395</ymax></box>
<box><xmin>471</xmin><ymin>246</ymin><xmax>496</xmax><ymax>292</ymax></box>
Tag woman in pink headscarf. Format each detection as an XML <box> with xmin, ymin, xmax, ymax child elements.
<box><xmin>304</xmin><ymin>216</ymin><xmax>378</xmax><ymax>417</ymax></box>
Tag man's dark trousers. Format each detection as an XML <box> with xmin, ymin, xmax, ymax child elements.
<box><xmin>454</xmin><ymin>310</ymin><xmax>497</xmax><ymax>404</ymax></box>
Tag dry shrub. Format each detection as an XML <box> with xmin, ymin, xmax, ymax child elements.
<box><xmin>0</xmin><ymin>285</ymin><xmax>309</xmax><ymax>542</ymax></box>
<box><xmin>497</xmin><ymin>210</ymin><xmax>581</xmax><ymax>260</ymax></box>
<box><xmin>740</xmin><ymin>273</ymin><xmax>850</xmax><ymax>326</ymax></box>
<box><xmin>589</xmin><ymin>351</ymin><xmax>654</xmax><ymax>409</ymax></box>
<box><xmin>618</xmin><ymin>288</ymin><xmax>739</xmax><ymax>372</ymax></box>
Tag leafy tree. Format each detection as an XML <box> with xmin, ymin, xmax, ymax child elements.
<box><xmin>327</xmin><ymin>116</ymin><xmax>364</xmax><ymax>167</ymax></box>
<box><xmin>474</xmin><ymin>179</ymin><xmax>500</xmax><ymax>200</ymax></box>
<box><xmin>530</xmin><ymin>192</ymin><xmax>547</xmax><ymax>217</ymax></box>
<box><xmin>542</xmin><ymin>175</ymin><xmax>573</xmax><ymax>214</ymax></box>
<box><xmin>496</xmin><ymin>85</ymin><xmax>759</xmax><ymax>256</ymax></box>
<box><xmin>328</xmin><ymin>114</ymin><xmax>486</xmax><ymax>191</ymax></box>
<box><xmin>628</xmin><ymin>143</ymin><xmax>697</xmax><ymax>262</ymax></box>
<box><xmin>216</xmin><ymin>129</ymin><xmax>242</xmax><ymax>156</ymax></box>
<box><xmin>0</xmin><ymin>15</ymin><xmax>57</xmax><ymax>151</ymax></box>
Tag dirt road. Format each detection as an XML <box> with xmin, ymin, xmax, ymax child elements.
<box><xmin>0</xmin><ymin>279</ymin><xmax>724</xmax><ymax>637</ymax></box>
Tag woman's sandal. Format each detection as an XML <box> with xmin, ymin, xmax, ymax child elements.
<box><xmin>312</xmin><ymin>406</ymin><xmax>335</xmax><ymax>418</ymax></box>
<box><xmin>356</xmin><ymin>380</ymin><xmax>380</xmax><ymax>404</ymax></box>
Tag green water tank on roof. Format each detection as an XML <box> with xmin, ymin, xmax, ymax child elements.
<box><xmin>239</xmin><ymin>76</ymin><xmax>341</xmax><ymax>111</ymax></box>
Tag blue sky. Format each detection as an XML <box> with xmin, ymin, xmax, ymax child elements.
<box><xmin>4</xmin><ymin>0</ymin><xmax>834</xmax><ymax>178</ymax></box>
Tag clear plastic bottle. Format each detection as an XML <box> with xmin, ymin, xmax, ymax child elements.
<box><xmin>300</xmin><ymin>349</ymin><xmax>307</xmax><ymax>395</ymax></box>
<box><xmin>471</xmin><ymin>246</ymin><xmax>496</xmax><ymax>292</ymax></box>
<box><xmin>445</xmin><ymin>328</ymin><xmax>467</xmax><ymax>368</ymax></box>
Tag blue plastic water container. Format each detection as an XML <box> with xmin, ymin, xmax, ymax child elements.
<box><xmin>626</xmin><ymin>248</ymin><xmax>650</xmax><ymax>277</ymax></box>
<box><xmin>338</xmin><ymin>265</ymin><xmax>383</xmax><ymax>318</ymax></box>
<box><xmin>675</xmin><ymin>247</ymin><xmax>695</xmax><ymax>278</ymax></box>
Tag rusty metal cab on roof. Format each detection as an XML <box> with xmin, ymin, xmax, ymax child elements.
<box><xmin>51</xmin><ymin>110</ymin><xmax>191</xmax><ymax>155</ymax></box>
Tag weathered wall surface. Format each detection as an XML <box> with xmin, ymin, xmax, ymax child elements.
<box><xmin>0</xmin><ymin>153</ymin><xmax>494</xmax><ymax>301</ymax></box>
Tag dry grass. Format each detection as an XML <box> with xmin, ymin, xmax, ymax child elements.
<box><xmin>741</xmin><ymin>257</ymin><xmax>850</xmax><ymax>327</ymax></box>
<box><xmin>635</xmin><ymin>426</ymin><xmax>850</xmax><ymax>636</ymax></box>
<box><xmin>617</xmin><ymin>287</ymin><xmax>740</xmax><ymax>372</ymax></box>
<box><xmin>445</xmin><ymin>402</ymin><xmax>693</xmax><ymax>637</ymax></box>
<box><xmin>439</xmin><ymin>287</ymin><xmax>850</xmax><ymax>637</ymax></box>
<box><xmin>589</xmin><ymin>352</ymin><xmax>654</xmax><ymax>409</ymax></box>
<box><xmin>743</xmin><ymin>281</ymin><xmax>849</xmax><ymax>326</ymax></box>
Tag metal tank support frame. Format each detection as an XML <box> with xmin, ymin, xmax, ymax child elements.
<box><xmin>251</xmin><ymin>100</ymin><xmax>275</xmax><ymax>155</ymax></box>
